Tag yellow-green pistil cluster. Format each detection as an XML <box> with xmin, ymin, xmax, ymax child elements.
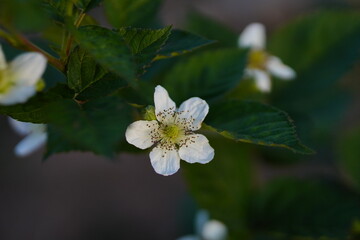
<box><xmin>155</xmin><ymin>120</ymin><xmax>197</xmax><ymax>155</ymax></box>
<box><xmin>160</xmin><ymin>123</ymin><xmax>185</xmax><ymax>143</ymax></box>
<box><xmin>248</xmin><ymin>50</ymin><xmax>268</xmax><ymax>70</ymax></box>
<box><xmin>144</xmin><ymin>106</ymin><xmax>197</xmax><ymax>152</ymax></box>
<box><xmin>0</xmin><ymin>69</ymin><xmax>13</xmax><ymax>94</ymax></box>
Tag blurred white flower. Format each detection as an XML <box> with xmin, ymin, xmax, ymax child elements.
<box><xmin>8</xmin><ymin>117</ymin><xmax>47</xmax><ymax>157</ymax></box>
<box><xmin>177</xmin><ymin>210</ymin><xmax>228</xmax><ymax>240</ymax></box>
<box><xmin>0</xmin><ymin>44</ymin><xmax>47</xmax><ymax>105</ymax></box>
<box><xmin>125</xmin><ymin>85</ymin><xmax>214</xmax><ymax>176</ymax></box>
<box><xmin>238</xmin><ymin>23</ymin><xmax>296</xmax><ymax>92</ymax></box>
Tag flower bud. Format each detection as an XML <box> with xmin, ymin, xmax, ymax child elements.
<box><xmin>143</xmin><ymin>105</ymin><xmax>156</xmax><ymax>121</ymax></box>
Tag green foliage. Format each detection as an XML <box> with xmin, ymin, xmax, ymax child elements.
<box><xmin>185</xmin><ymin>12</ymin><xmax>238</xmax><ymax>48</ymax></box>
<box><xmin>75</xmin><ymin>73</ymin><xmax>127</xmax><ymax>101</ymax></box>
<box><xmin>337</xmin><ymin>127</ymin><xmax>360</xmax><ymax>191</ymax></box>
<box><xmin>119</xmin><ymin>27</ymin><xmax>215</xmax><ymax>72</ymax></box>
<box><xmin>269</xmin><ymin>10</ymin><xmax>360</xmax><ymax>72</ymax></box>
<box><xmin>67</xmin><ymin>46</ymin><xmax>107</xmax><ymax>93</ymax></box>
<box><xmin>249</xmin><ymin>179</ymin><xmax>360</xmax><ymax>239</ymax></box>
<box><xmin>0</xmin><ymin>0</ymin><xmax>322</xmax><ymax>169</ymax></box>
<box><xmin>138</xmin><ymin>30</ymin><xmax>216</xmax><ymax>83</ymax></box>
<box><xmin>255</xmin><ymin>234</ymin><xmax>341</xmax><ymax>240</ymax></box>
<box><xmin>162</xmin><ymin>49</ymin><xmax>248</xmax><ymax>102</ymax></box>
<box><xmin>1</xmin><ymin>2</ymin><xmax>358</xmax><ymax>239</ymax></box>
<box><xmin>156</xmin><ymin>29</ymin><xmax>216</xmax><ymax>59</ymax></box>
<box><xmin>0</xmin><ymin>84</ymin><xmax>73</xmax><ymax>123</ymax></box>
<box><xmin>43</xmin><ymin>0</ymin><xmax>75</xmax><ymax>24</ymax></box>
<box><xmin>205</xmin><ymin>101</ymin><xmax>313</xmax><ymax>154</ymax></box>
<box><xmin>42</xmin><ymin>0</ymin><xmax>66</xmax><ymax>23</ymax></box>
<box><xmin>119</xmin><ymin>26</ymin><xmax>171</xmax><ymax>69</ymax></box>
<box><xmin>74</xmin><ymin>25</ymin><xmax>137</xmax><ymax>85</ymax></box>
<box><xmin>74</xmin><ymin>0</ymin><xmax>102</xmax><ymax>12</ymax></box>
<box><xmin>103</xmin><ymin>0</ymin><xmax>162</xmax><ymax>28</ymax></box>
<box><xmin>67</xmin><ymin>47</ymin><xmax>127</xmax><ymax>100</ymax></box>
<box><xmin>183</xmin><ymin>135</ymin><xmax>253</xmax><ymax>239</ymax></box>
<box><xmin>120</xmin><ymin>26</ymin><xmax>171</xmax><ymax>55</ymax></box>
<box><xmin>44</xmin><ymin>0</ymin><xmax>101</xmax><ymax>22</ymax></box>
<box><xmin>0</xmin><ymin>0</ymin><xmax>47</xmax><ymax>31</ymax></box>
<box><xmin>269</xmin><ymin>10</ymin><xmax>360</xmax><ymax>146</ymax></box>
<box><xmin>45</xmin><ymin>96</ymin><xmax>132</xmax><ymax>157</ymax></box>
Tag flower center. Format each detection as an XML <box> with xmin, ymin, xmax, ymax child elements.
<box><xmin>161</xmin><ymin>124</ymin><xmax>184</xmax><ymax>143</ymax></box>
<box><xmin>0</xmin><ymin>69</ymin><xmax>14</xmax><ymax>94</ymax></box>
<box><xmin>248</xmin><ymin>50</ymin><xmax>268</xmax><ymax>70</ymax></box>
<box><xmin>36</xmin><ymin>79</ymin><xmax>46</xmax><ymax>91</ymax></box>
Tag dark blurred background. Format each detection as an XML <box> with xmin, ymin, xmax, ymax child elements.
<box><xmin>0</xmin><ymin>0</ymin><xmax>359</xmax><ymax>239</ymax></box>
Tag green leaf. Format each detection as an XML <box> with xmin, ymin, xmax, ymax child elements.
<box><xmin>119</xmin><ymin>26</ymin><xmax>171</xmax><ymax>68</ymax></box>
<box><xmin>182</xmin><ymin>135</ymin><xmax>253</xmax><ymax>240</ymax></box>
<box><xmin>42</xmin><ymin>0</ymin><xmax>99</xmax><ymax>27</ymax></box>
<box><xmin>45</xmin><ymin>96</ymin><xmax>132</xmax><ymax>157</ymax></box>
<box><xmin>185</xmin><ymin>12</ymin><xmax>238</xmax><ymax>48</ymax></box>
<box><xmin>270</xmin><ymin>10</ymin><xmax>360</xmax><ymax>105</ymax></box>
<box><xmin>117</xmin><ymin>81</ymin><xmax>154</xmax><ymax>106</ymax></box>
<box><xmin>269</xmin><ymin>10</ymin><xmax>360</xmax><ymax>146</ymax></box>
<box><xmin>162</xmin><ymin>49</ymin><xmax>248</xmax><ymax>103</ymax></box>
<box><xmin>0</xmin><ymin>84</ymin><xmax>73</xmax><ymax>123</ymax></box>
<box><xmin>67</xmin><ymin>47</ymin><xmax>127</xmax><ymax>100</ymax></box>
<box><xmin>269</xmin><ymin>10</ymin><xmax>360</xmax><ymax>73</ymax></box>
<box><xmin>103</xmin><ymin>0</ymin><xmax>162</xmax><ymax>28</ymax></box>
<box><xmin>205</xmin><ymin>100</ymin><xmax>313</xmax><ymax>154</ymax></box>
<box><xmin>67</xmin><ymin>46</ymin><xmax>107</xmax><ymax>93</ymax></box>
<box><xmin>42</xmin><ymin>0</ymin><xmax>72</xmax><ymax>24</ymax></box>
<box><xmin>120</xmin><ymin>26</ymin><xmax>171</xmax><ymax>55</ymax></box>
<box><xmin>74</xmin><ymin>25</ymin><xmax>136</xmax><ymax>85</ymax></box>
<box><xmin>74</xmin><ymin>0</ymin><xmax>102</xmax><ymax>11</ymax></box>
<box><xmin>254</xmin><ymin>235</ymin><xmax>340</xmax><ymax>240</ymax></box>
<box><xmin>75</xmin><ymin>73</ymin><xmax>127</xmax><ymax>101</ymax></box>
<box><xmin>155</xmin><ymin>29</ymin><xmax>216</xmax><ymax>59</ymax></box>
<box><xmin>337</xmin><ymin>127</ymin><xmax>360</xmax><ymax>192</ymax></box>
<box><xmin>0</xmin><ymin>0</ymin><xmax>48</xmax><ymax>31</ymax></box>
<box><xmin>249</xmin><ymin>179</ymin><xmax>360</xmax><ymax>238</ymax></box>
<box><xmin>140</xmin><ymin>30</ymin><xmax>215</xmax><ymax>83</ymax></box>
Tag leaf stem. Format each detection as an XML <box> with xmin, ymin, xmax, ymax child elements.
<box><xmin>15</xmin><ymin>34</ymin><xmax>65</xmax><ymax>72</ymax></box>
<box><xmin>65</xmin><ymin>11</ymin><xmax>86</xmax><ymax>57</ymax></box>
<box><xmin>0</xmin><ymin>27</ymin><xmax>65</xmax><ymax>72</ymax></box>
<box><xmin>0</xmin><ymin>28</ymin><xmax>18</xmax><ymax>46</ymax></box>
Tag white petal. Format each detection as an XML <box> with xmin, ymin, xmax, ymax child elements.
<box><xmin>0</xmin><ymin>45</ymin><xmax>7</xmax><ymax>70</ymax></box>
<box><xmin>9</xmin><ymin>52</ymin><xmax>47</xmax><ymax>86</ymax></box>
<box><xmin>238</xmin><ymin>23</ymin><xmax>266</xmax><ymax>50</ymax></box>
<box><xmin>266</xmin><ymin>56</ymin><xmax>296</xmax><ymax>80</ymax></box>
<box><xmin>154</xmin><ymin>85</ymin><xmax>176</xmax><ymax>123</ymax></box>
<box><xmin>176</xmin><ymin>236</ymin><xmax>200</xmax><ymax>240</ymax></box>
<box><xmin>0</xmin><ymin>85</ymin><xmax>36</xmax><ymax>105</ymax></box>
<box><xmin>15</xmin><ymin>132</ymin><xmax>47</xmax><ymax>157</ymax></box>
<box><xmin>178</xmin><ymin>134</ymin><xmax>214</xmax><ymax>164</ymax></box>
<box><xmin>31</xmin><ymin>123</ymin><xmax>47</xmax><ymax>133</ymax></box>
<box><xmin>149</xmin><ymin>147</ymin><xmax>180</xmax><ymax>176</ymax></box>
<box><xmin>176</xmin><ymin>97</ymin><xmax>209</xmax><ymax>131</ymax></box>
<box><xmin>195</xmin><ymin>210</ymin><xmax>210</xmax><ymax>236</ymax></box>
<box><xmin>125</xmin><ymin>120</ymin><xmax>160</xmax><ymax>150</ymax></box>
<box><xmin>201</xmin><ymin>220</ymin><xmax>228</xmax><ymax>240</ymax></box>
<box><xmin>248</xmin><ymin>69</ymin><xmax>271</xmax><ymax>93</ymax></box>
<box><xmin>8</xmin><ymin>117</ymin><xmax>33</xmax><ymax>136</ymax></box>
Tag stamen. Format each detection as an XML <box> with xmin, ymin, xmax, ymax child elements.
<box><xmin>152</xmin><ymin>107</ymin><xmax>201</xmax><ymax>151</ymax></box>
<box><xmin>0</xmin><ymin>70</ymin><xmax>14</xmax><ymax>94</ymax></box>
<box><xmin>248</xmin><ymin>50</ymin><xmax>268</xmax><ymax>70</ymax></box>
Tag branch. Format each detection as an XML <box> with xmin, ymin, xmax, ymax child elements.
<box><xmin>15</xmin><ymin>34</ymin><xmax>65</xmax><ymax>73</ymax></box>
<box><xmin>65</xmin><ymin>12</ymin><xmax>86</xmax><ymax>57</ymax></box>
